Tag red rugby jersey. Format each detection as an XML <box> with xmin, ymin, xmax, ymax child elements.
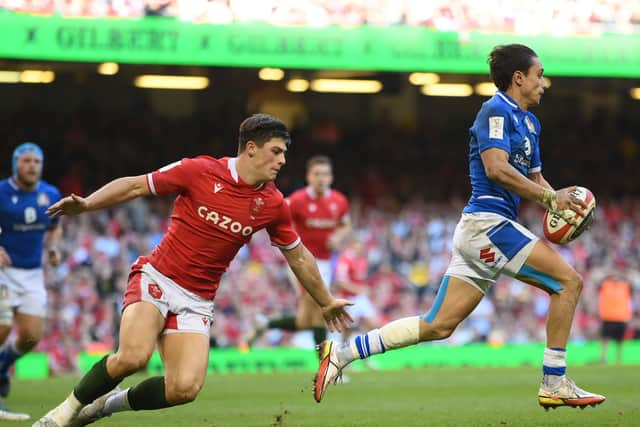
<box><xmin>144</xmin><ymin>156</ymin><xmax>299</xmax><ymax>300</ymax></box>
<box><xmin>287</xmin><ymin>187</ymin><xmax>349</xmax><ymax>260</ymax></box>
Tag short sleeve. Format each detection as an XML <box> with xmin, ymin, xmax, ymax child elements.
<box><xmin>528</xmin><ymin>116</ymin><xmax>542</xmax><ymax>174</ymax></box>
<box><xmin>49</xmin><ymin>187</ymin><xmax>63</xmax><ymax>227</ymax></box>
<box><xmin>475</xmin><ymin>105</ymin><xmax>511</xmax><ymax>154</ymax></box>
<box><xmin>146</xmin><ymin>158</ymin><xmax>198</xmax><ymax>196</ymax></box>
<box><xmin>267</xmin><ymin>199</ymin><xmax>301</xmax><ymax>250</ymax></box>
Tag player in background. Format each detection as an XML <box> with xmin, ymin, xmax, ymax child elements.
<box><xmin>333</xmin><ymin>232</ymin><xmax>378</xmax><ymax>349</ymax></box>
<box><xmin>597</xmin><ymin>270</ymin><xmax>633</xmax><ymax>364</ymax></box>
<box><xmin>245</xmin><ymin>155</ymin><xmax>350</xmax><ymax>352</ymax></box>
<box><xmin>314</xmin><ymin>44</ymin><xmax>606</xmax><ymax>410</ymax></box>
<box><xmin>0</xmin><ymin>143</ymin><xmax>62</xmax><ymax>422</ymax></box>
<box><xmin>33</xmin><ymin>114</ymin><xmax>353</xmax><ymax>427</ymax></box>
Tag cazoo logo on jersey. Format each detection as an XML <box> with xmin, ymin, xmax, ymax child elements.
<box><xmin>197</xmin><ymin>206</ymin><xmax>253</xmax><ymax>236</ymax></box>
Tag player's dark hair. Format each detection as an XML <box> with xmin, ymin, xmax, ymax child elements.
<box><xmin>306</xmin><ymin>155</ymin><xmax>332</xmax><ymax>172</ymax></box>
<box><xmin>488</xmin><ymin>44</ymin><xmax>538</xmax><ymax>91</ymax></box>
<box><xmin>238</xmin><ymin>114</ymin><xmax>291</xmax><ymax>153</ymax></box>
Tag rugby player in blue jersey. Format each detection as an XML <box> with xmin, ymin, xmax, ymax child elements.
<box><xmin>314</xmin><ymin>44</ymin><xmax>605</xmax><ymax>410</ymax></box>
<box><xmin>0</xmin><ymin>143</ymin><xmax>61</xmax><ymax>420</ymax></box>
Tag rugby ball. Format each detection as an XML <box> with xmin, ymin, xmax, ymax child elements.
<box><xmin>543</xmin><ymin>187</ymin><xmax>596</xmax><ymax>244</ymax></box>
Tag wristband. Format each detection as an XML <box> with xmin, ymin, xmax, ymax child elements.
<box><xmin>541</xmin><ymin>189</ymin><xmax>558</xmax><ymax>212</ymax></box>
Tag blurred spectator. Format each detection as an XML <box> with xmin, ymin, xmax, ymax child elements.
<box><xmin>2</xmin><ymin>0</ymin><xmax>640</xmax><ymax>34</ymax></box>
<box><xmin>597</xmin><ymin>269</ymin><xmax>634</xmax><ymax>364</ymax></box>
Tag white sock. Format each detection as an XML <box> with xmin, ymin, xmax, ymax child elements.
<box><xmin>48</xmin><ymin>392</ymin><xmax>83</xmax><ymax>423</ymax></box>
<box><xmin>103</xmin><ymin>388</ymin><xmax>131</xmax><ymax>415</ymax></box>
<box><xmin>337</xmin><ymin>316</ymin><xmax>421</xmax><ymax>366</ymax></box>
<box><xmin>542</xmin><ymin>347</ymin><xmax>567</xmax><ymax>385</ymax></box>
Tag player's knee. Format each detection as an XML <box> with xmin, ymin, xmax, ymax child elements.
<box><xmin>16</xmin><ymin>333</ymin><xmax>40</xmax><ymax>351</ymax></box>
<box><xmin>166</xmin><ymin>379</ymin><xmax>203</xmax><ymax>404</ymax></box>
<box><xmin>562</xmin><ymin>271</ymin><xmax>583</xmax><ymax>296</ymax></box>
<box><xmin>113</xmin><ymin>350</ymin><xmax>151</xmax><ymax>374</ymax></box>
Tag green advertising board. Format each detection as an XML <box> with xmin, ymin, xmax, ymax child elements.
<box><xmin>1</xmin><ymin>12</ymin><xmax>639</xmax><ymax>77</ymax></box>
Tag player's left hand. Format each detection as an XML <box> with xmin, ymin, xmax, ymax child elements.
<box><xmin>47</xmin><ymin>248</ymin><xmax>61</xmax><ymax>266</ymax></box>
<box><xmin>46</xmin><ymin>194</ymin><xmax>89</xmax><ymax>218</ymax></box>
<box><xmin>321</xmin><ymin>298</ymin><xmax>354</xmax><ymax>332</ymax></box>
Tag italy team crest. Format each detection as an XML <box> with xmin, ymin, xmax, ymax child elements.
<box><xmin>37</xmin><ymin>192</ymin><xmax>50</xmax><ymax>207</ymax></box>
<box><xmin>524</xmin><ymin>116</ymin><xmax>536</xmax><ymax>134</ymax></box>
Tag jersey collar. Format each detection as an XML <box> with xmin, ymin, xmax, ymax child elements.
<box><xmin>306</xmin><ymin>186</ymin><xmax>331</xmax><ymax>199</ymax></box>
<box><xmin>496</xmin><ymin>91</ymin><xmax>520</xmax><ymax>111</ymax></box>
<box><xmin>226</xmin><ymin>157</ymin><xmax>264</xmax><ymax>190</ymax></box>
<box><xmin>9</xmin><ymin>176</ymin><xmax>39</xmax><ymax>192</ymax></box>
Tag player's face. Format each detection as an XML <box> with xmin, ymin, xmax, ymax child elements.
<box><xmin>306</xmin><ymin>164</ymin><xmax>333</xmax><ymax>195</ymax></box>
<box><xmin>15</xmin><ymin>152</ymin><xmax>42</xmax><ymax>186</ymax></box>
<box><xmin>250</xmin><ymin>138</ymin><xmax>287</xmax><ymax>182</ymax></box>
<box><xmin>517</xmin><ymin>57</ymin><xmax>546</xmax><ymax>107</ymax></box>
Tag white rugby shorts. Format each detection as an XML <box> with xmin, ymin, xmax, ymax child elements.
<box><xmin>123</xmin><ymin>261</ymin><xmax>215</xmax><ymax>336</ymax></box>
<box><xmin>0</xmin><ymin>266</ymin><xmax>47</xmax><ymax>321</ymax></box>
<box><xmin>445</xmin><ymin>212</ymin><xmax>538</xmax><ymax>293</ymax></box>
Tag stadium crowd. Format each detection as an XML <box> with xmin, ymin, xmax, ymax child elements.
<box><xmin>2</xmin><ymin>0</ymin><xmax>640</xmax><ymax>34</ymax></box>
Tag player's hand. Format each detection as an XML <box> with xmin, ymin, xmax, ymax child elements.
<box><xmin>321</xmin><ymin>298</ymin><xmax>354</xmax><ymax>333</ymax></box>
<box><xmin>556</xmin><ymin>186</ymin><xmax>588</xmax><ymax>213</ymax></box>
<box><xmin>46</xmin><ymin>194</ymin><xmax>89</xmax><ymax>218</ymax></box>
<box><xmin>48</xmin><ymin>248</ymin><xmax>61</xmax><ymax>266</ymax></box>
<box><xmin>0</xmin><ymin>247</ymin><xmax>11</xmax><ymax>268</ymax></box>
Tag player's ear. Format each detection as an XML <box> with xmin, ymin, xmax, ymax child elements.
<box><xmin>514</xmin><ymin>70</ymin><xmax>524</xmax><ymax>87</ymax></box>
<box><xmin>246</xmin><ymin>141</ymin><xmax>256</xmax><ymax>157</ymax></box>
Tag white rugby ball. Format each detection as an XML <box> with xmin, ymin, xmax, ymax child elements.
<box><xmin>543</xmin><ymin>186</ymin><xmax>596</xmax><ymax>244</ymax></box>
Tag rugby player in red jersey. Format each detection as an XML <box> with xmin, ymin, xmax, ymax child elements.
<box><xmin>33</xmin><ymin>114</ymin><xmax>353</xmax><ymax>427</ymax></box>
<box><xmin>245</xmin><ymin>155</ymin><xmax>350</xmax><ymax>352</ymax></box>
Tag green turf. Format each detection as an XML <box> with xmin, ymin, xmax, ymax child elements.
<box><xmin>7</xmin><ymin>365</ymin><xmax>639</xmax><ymax>426</ymax></box>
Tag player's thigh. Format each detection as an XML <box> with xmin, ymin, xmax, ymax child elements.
<box><xmin>159</xmin><ymin>332</ymin><xmax>209</xmax><ymax>396</ymax></box>
<box><xmin>297</xmin><ymin>291</ymin><xmax>324</xmax><ymax>328</ymax></box>
<box><xmin>116</xmin><ymin>301</ymin><xmax>165</xmax><ymax>359</ymax></box>
<box><xmin>420</xmin><ymin>276</ymin><xmax>484</xmax><ymax>339</ymax></box>
<box><xmin>514</xmin><ymin>240</ymin><xmax>580</xmax><ymax>293</ymax></box>
<box><xmin>13</xmin><ymin>312</ymin><xmax>44</xmax><ymax>341</ymax></box>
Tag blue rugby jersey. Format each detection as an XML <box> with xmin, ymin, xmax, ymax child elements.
<box><xmin>0</xmin><ymin>178</ymin><xmax>61</xmax><ymax>268</ymax></box>
<box><xmin>463</xmin><ymin>91</ymin><xmax>542</xmax><ymax>220</ymax></box>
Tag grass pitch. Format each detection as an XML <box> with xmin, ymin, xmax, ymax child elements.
<box><xmin>8</xmin><ymin>365</ymin><xmax>639</xmax><ymax>426</ymax></box>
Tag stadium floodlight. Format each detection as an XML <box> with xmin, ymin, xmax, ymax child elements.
<box><xmin>310</xmin><ymin>79</ymin><xmax>383</xmax><ymax>94</ymax></box>
<box><xmin>0</xmin><ymin>71</ymin><xmax>20</xmax><ymax>83</ymax></box>
<box><xmin>408</xmin><ymin>72</ymin><xmax>439</xmax><ymax>86</ymax></box>
<box><xmin>474</xmin><ymin>82</ymin><xmax>498</xmax><ymax>96</ymax></box>
<box><xmin>0</xmin><ymin>70</ymin><xmax>55</xmax><ymax>83</ymax></box>
<box><xmin>421</xmin><ymin>83</ymin><xmax>473</xmax><ymax>97</ymax></box>
<box><xmin>98</xmin><ymin>62</ymin><xmax>119</xmax><ymax>75</ymax></box>
<box><xmin>19</xmin><ymin>70</ymin><xmax>55</xmax><ymax>83</ymax></box>
<box><xmin>286</xmin><ymin>79</ymin><xmax>309</xmax><ymax>92</ymax></box>
<box><xmin>631</xmin><ymin>88</ymin><xmax>640</xmax><ymax>99</ymax></box>
<box><xmin>258</xmin><ymin>68</ymin><xmax>284</xmax><ymax>81</ymax></box>
<box><xmin>133</xmin><ymin>75</ymin><xmax>209</xmax><ymax>90</ymax></box>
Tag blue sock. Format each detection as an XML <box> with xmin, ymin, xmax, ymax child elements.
<box><xmin>0</xmin><ymin>343</ymin><xmax>23</xmax><ymax>375</ymax></box>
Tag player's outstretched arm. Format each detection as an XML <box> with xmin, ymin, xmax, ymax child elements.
<box><xmin>281</xmin><ymin>243</ymin><xmax>354</xmax><ymax>332</ymax></box>
<box><xmin>482</xmin><ymin>148</ymin><xmax>587</xmax><ymax>218</ymax></box>
<box><xmin>46</xmin><ymin>175</ymin><xmax>150</xmax><ymax>218</ymax></box>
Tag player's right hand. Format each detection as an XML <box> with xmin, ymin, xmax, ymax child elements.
<box><xmin>0</xmin><ymin>247</ymin><xmax>11</xmax><ymax>268</ymax></box>
<box><xmin>46</xmin><ymin>193</ymin><xmax>89</xmax><ymax>218</ymax></box>
<box><xmin>321</xmin><ymin>298</ymin><xmax>354</xmax><ymax>333</ymax></box>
